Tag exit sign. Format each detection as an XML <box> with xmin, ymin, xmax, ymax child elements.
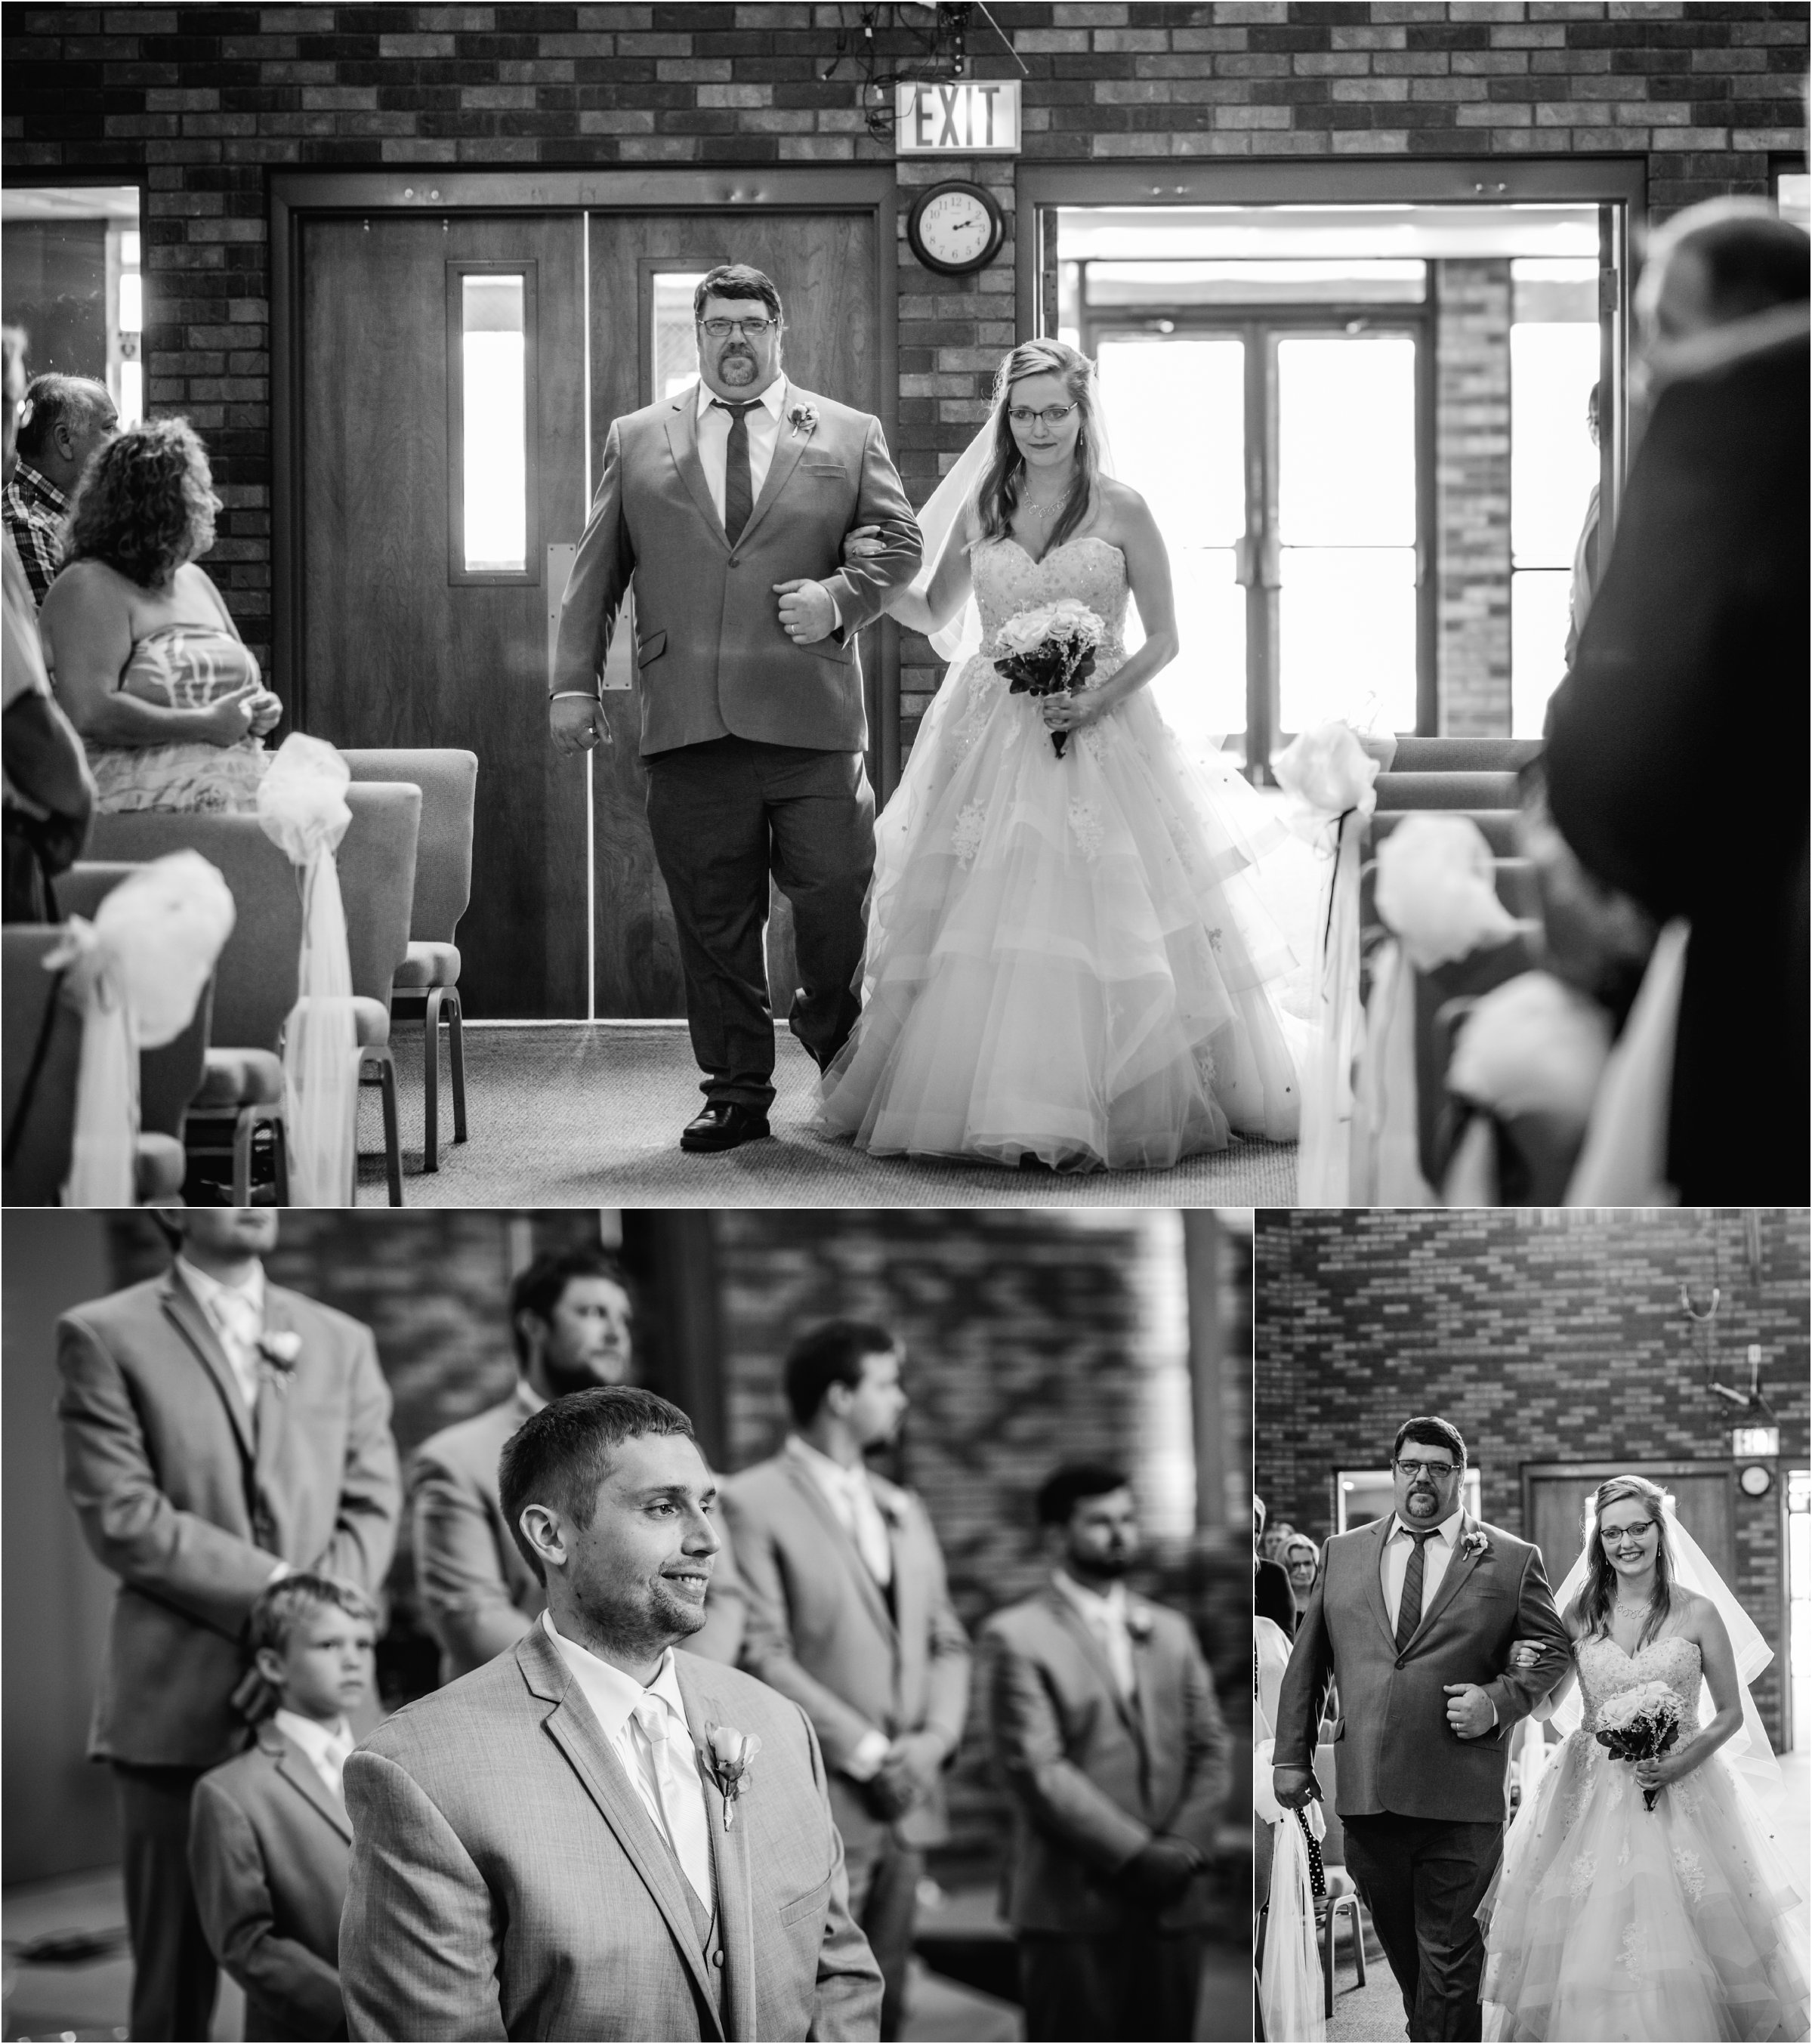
<box><xmin>1733</xmin><ymin>1426</ymin><xmax>1780</xmax><ymax>1458</ymax></box>
<box><xmin>896</xmin><ymin>80</ymin><xmax>1021</xmax><ymax>156</ymax></box>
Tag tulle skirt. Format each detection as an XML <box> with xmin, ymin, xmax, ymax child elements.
<box><xmin>1479</xmin><ymin>1733</ymin><xmax>1810</xmax><ymax>2041</ymax></box>
<box><xmin>816</xmin><ymin>654</ymin><xmax>1302</xmax><ymax>1170</ymax></box>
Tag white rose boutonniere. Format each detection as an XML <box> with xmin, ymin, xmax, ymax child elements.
<box><xmin>704</xmin><ymin>1724</ymin><xmax>762</xmax><ymax>1829</ymax></box>
<box><xmin>788</xmin><ymin>402</ymin><xmax>819</xmax><ymax>440</ymax></box>
<box><xmin>1126</xmin><ymin>1604</ymin><xmax>1155</xmax><ymax>1645</ymax></box>
<box><xmin>1460</xmin><ymin>1530</ymin><xmax>1490</xmax><ymax>1561</ymax></box>
<box><xmin>257</xmin><ymin>1329</ymin><xmax>303</xmax><ymax>1393</ymax></box>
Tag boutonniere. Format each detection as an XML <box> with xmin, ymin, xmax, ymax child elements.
<box><xmin>787</xmin><ymin>401</ymin><xmax>818</xmax><ymax>440</ymax></box>
<box><xmin>257</xmin><ymin>1330</ymin><xmax>302</xmax><ymax>1391</ymax></box>
<box><xmin>1126</xmin><ymin>1604</ymin><xmax>1155</xmax><ymax>1644</ymax></box>
<box><xmin>875</xmin><ymin>1487</ymin><xmax>909</xmax><ymax>1532</ymax></box>
<box><xmin>704</xmin><ymin>1724</ymin><xmax>761</xmax><ymax>1829</ymax></box>
<box><xmin>1460</xmin><ymin>1530</ymin><xmax>1490</xmax><ymax>1561</ymax></box>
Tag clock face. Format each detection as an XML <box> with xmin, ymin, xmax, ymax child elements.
<box><xmin>912</xmin><ymin>184</ymin><xmax>999</xmax><ymax>273</ymax></box>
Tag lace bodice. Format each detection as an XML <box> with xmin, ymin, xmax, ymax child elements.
<box><xmin>973</xmin><ymin>535</ymin><xmax>1128</xmax><ymax>660</ymax></box>
<box><xmin>1576</xmin><ymin>1632</ymin><xmax>1704</xmax><ymax>1735</ymax></box>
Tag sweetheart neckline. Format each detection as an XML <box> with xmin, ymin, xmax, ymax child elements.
<box><xmin>990</xmin><ymin>533</ymin><xmax>1123</xmax><ymax>572</ymax></box>
<box><xmin>1589</xmin><ymin>1632</ymin><xmax>1699</xmax><ymax>1665</ymax></box>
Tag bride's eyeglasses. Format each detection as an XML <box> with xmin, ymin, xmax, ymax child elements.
<box><xmin>1008</xmin><ymin>403</ymin><xmax>1078</xmax><ymax>428</ymax></box>
<box><xmin>700</xmin><ymin>316</ymin><xmax>775</xmax><ymax>338</ymax></box>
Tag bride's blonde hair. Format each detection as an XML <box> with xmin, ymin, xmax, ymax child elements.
<box><xmin>1569</xmin><ymin>1474</ymin><xmax>1677</xmax><ymax>1652</ymax></box>
<box><xmin>973</xmin><ymin>340</ymin><xmax>1103</xmax><ymax>554</ymax></box>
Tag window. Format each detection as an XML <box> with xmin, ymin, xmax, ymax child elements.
<box><xmin>446</xmin><ymin>264</ymin><xmax>539</xmax><ymax>583</ymax></box>
<box><xmin>0</xmin><ymin>184</ymin><xmax>142</xmax><ymax>423</ymax></box>
<box><xmin>651</xmin><ymin>271</ymin><xmax>711</xmax><ymax>402</ymax></box>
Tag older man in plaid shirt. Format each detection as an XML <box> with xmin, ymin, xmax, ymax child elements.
<box><xmin>2</xmin><ymin>373</ymin><xmax>116</xmax><ymax>606</ymax></box>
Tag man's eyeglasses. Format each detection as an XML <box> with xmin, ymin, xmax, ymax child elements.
<box><xmin>700</xmin><ymin>316</ymin><xmax>775</xmax><ymax>339</ymax></box>
<box><xmin>1008</xmin><ymin>403</ymin><xmax>1077</xmax><ymax>428</ymax></box>
<box><xmin>1394</xmin><ymin>1459</ymin><xmax>1456</xmax><ymax>1480</ymax></box>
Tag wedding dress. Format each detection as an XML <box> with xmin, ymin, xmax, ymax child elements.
<box><xmin>816</xmin><ymin>531</ymin><xmax>1301</xmax><ymax>1169</ymax></box>
<box><xmin>1479</xmin><ymin>1631</ymin><xmax>1810</xmax><ymax>2042</ymax></box>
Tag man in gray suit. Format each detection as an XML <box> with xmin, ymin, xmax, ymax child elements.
<box><xmin>983</xmin><ymin>1463</ymin><xmax>1231</xmax><ymax>2044</ymax></box>
<box><xmin>549</xmin><ymin>261</ymin><xmax>921</xmax><ymax>1154</ymax></box>
<box><xmin>410</xmin><ymin>1246</ymin><xmax>742</xmax><ymax>1682</ymax></box>
<box><xmin>341</xmin><ymin>1387</ymin><xmax>882</xmax><ymax>2042</ymax></box>
<box><xmin>1272</xmin><ymin>1416</ymin><xmax>1573</xmax><ymax>2043</ymax></box>
<box><xmin>722</xmin><ymin>1320</ymin><xmax>970</xmax><ymax>2041</ymax></box>
<box><xmin>55</xmin><ymin>1210</ymin><xmax>401</xmax><ymax>2042</ymax></box>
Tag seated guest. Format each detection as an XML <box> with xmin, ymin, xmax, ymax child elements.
<box><xmin>1279</xmin><ymin>1533</ymin><xmax>1320</xmax><ymax>1631</ymax></box>
<box><xmin>38</xmin><ymin>415</ymin><xmax>283</xmax><ymax>814</ymax></box>
<box><xmin>1544</xmin><ymin>198</ymin><xmax>1808</xmax><ymax>1200</ymax></box>
<box><xmin>1252</xmin><ymin>1495</ymin><xmax>1295</xmax><ymax>1634</ymax></box>
<box><xmin>2</xmin><ymin>371</ymin><xmax>117</xmax><ymax>607</ymax></box>
<box><xmin>188</xmin><ymin>1574</ymin><xmax>374</xmax><ymax>2042</ymax></box>
<box><xmin>982</xmin><ymin>1462</ymin><xmax>1230</xmax><ymax>2044</ymax></box>
<box><xmin>411</xmin><ymin>1248</ymin><xmax>744</xmax><ymax>1684</ymax></box>
<box><xmin>2</xmin><ymin>329</ymin><xmax>93</xmax><ymax>918</ymax></box>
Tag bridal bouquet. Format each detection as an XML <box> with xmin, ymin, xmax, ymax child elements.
<box><xmin>1594</xmin><ymin>1681</ymin><xmax>1682</xmax><ymax>1809</ymax></box>
<box><xmin>993</xmin><ymin>599</ymin><xmax>1104</xmax><ymax>758</ymax></box>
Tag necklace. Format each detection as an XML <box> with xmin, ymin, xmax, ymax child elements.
<box><xmin>1020</xmin><ymin>478</ymin><xmax>1072</xmax><ymax>520</ymax></box>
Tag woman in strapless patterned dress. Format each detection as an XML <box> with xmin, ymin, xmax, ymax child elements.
<box><xmin>821</xmin><ymin>339</ymin><xmax>1300</xmax><ymax>1171</ymax></box>
<box><xmin>1483</xmin><ymin>1475</ymin><xmax>1808</xmax><ymax>2042</ymax></box>
<box><xmin>39</xmin><ymin>417</ymin><xmax>282</xmax><ymax>814</ymax></box>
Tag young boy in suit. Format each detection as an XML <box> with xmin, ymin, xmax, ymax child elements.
<box><xmin>188</xmin><ymin>1575</ymin><xmax>375</xmax><ymax>2042</ymax></box>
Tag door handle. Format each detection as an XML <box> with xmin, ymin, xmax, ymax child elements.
<box><xmin>1233</xmin><ymin>536</ymin><xmax>1282</xmax><ymax>589</ymax></box>
<box><xmin>1234</xmin><ymin>536</ymin><xmax>1254</xmax><ymax>588</ymax></box>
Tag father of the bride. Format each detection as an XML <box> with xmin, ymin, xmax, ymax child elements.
<box><xmin>1271</xmin><ymin>1417</ymin><xmax>1571</xmax><ymax>2044</ymax></box>
<box><xmin>340</xmin><ymin>1387</ymin><xmax>882</xmax><ymax>2041</ymax></box>
<box><xmin>549</xmin><ymin>263</ymin><xmax>921</xmax><ymax>1155</ymax></box>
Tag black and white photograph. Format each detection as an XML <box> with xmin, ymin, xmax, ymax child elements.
<box><xmin>1255</xmin><ymin>1207</ymin><xmax>1811</xmax><ymax>2044</ymax></box>
<box><xmin>4</xmin><ymin>3</ymin><xmax>1806</xmax><ymax>1209</ymax></box>
<box><xmin>4</xmin><ymin>1203</ymin><xmax>1255</xmax><ymax>2042</ymax></box>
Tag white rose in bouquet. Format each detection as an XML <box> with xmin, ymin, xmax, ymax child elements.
<box><xmin>1044</xmin><ymin>597</ymin><xmax>1104</xmax><ymax>647</ymax></box>
<box><xmin>996</xmin><ymin>604</ymin><xmax>1057</xmax><ymax>655</ymax></box>
<box><xmin>1596</xmin><ymin>1681</ymin><xmax>1677</xmax><ymax>1731</ymax></box>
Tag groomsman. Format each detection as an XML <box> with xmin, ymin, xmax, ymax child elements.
<box><xmin>410</xmin><ymin>1246</ymin><xmax>743</xmax><ymax>1681</ymax></box>
<box><xmin>55</xmin><ymin>1211</ymin><xmax>401</xmax><ymax>2042</ymax></box>
<box><xmin>341</xmin><ymin>1387</ymin><xmax>883</xmax><ymax>2041</ymax></box>
<box><xmin>722</xmin><ymin>1321</ymin><xmax>970</xmax><ymax>2042</ymax></box>
<box><xmin>982</xmin><ymin>1464</ymin><xmax>1231</xmax><ymax>2044</ymax></box>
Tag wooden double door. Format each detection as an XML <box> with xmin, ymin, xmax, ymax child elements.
<box><xmin>1523</xmin><ymin>1461</ymin><xmax>1737</xmax><ymax>1594</ymax></box>
<box><xmin>283</xmin><ymin>174</ymin><xmax>894</xmax><ymax>1019</ymax></box>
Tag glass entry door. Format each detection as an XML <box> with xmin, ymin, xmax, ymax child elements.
<box><xmin>1097</xmin><ymin>318</ymin><xmax>1425</xmax><ymax>774</ymax></box>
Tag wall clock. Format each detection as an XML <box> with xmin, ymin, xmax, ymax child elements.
<box><xmin>1737</xmin><ymin>1462</ymin><xmax>1773</xmax><ymax>1498</ymax></box>
<box><xmin>906</xmin><ymin>180</ymin><xmax>1005</xmax><ymax>276</ymax></box>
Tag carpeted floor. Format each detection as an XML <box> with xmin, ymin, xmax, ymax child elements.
<box><xmin>354</xmin><ymin>1021</ymin><xmax>1299</xmax><ymax>1207</ymax></box>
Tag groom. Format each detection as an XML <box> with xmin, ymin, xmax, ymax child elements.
<box><xmin>1271</xmin><ymin>1416</ymin><xmax>1571</xmax><ymax>2044</ymax></box>
<box><xmin>549</xmin><ymin>263</ymin><xmax>922</xmax><ymax>1153</ymax></box>
<box><xmin>339</xmin><ymin>1386</ymin><xmax>882</xmax><ymax>2040</ymax></box>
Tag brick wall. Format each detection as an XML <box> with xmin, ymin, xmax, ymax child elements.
<box><xmin>1436</xmin><ymin>257</ymin><xmax>1513</xmax><ymax>733</ymax></box>
<box><xmin>6</xmin><ymin>2</ymin><xmax>1804</xmax><ymax>736</ymax></box>
<box><xmin>1254</xmin><ymin>1207</ymin><xmax>1812</xmax><ymax>1746</ymax></box>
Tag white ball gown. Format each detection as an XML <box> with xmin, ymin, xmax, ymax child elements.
<box><xmin>817</xmin><ymin>532</ymin><xmax>1301</xmax><ymax>1169</ymax></box>
<box><xmin>1479</xmin><ymin>1633</ymin><xmax>1810</xmax><ymax>2042</ymax></box>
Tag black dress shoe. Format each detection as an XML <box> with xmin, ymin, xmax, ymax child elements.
<box><xmin>680</xmin><ymin>1104</ymin><xmax>772</xmax><ymax>1153</ymax></box>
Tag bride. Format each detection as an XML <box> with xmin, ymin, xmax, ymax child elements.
<box><xmin>818</xmin><ymin>339</ymin><xmax>1301</xmax><ymax>1171</ymax></box>
<box><xmin>1480</xmin><ymin>1474</ymin><xmax>1808</xmax><ymax>2042</ymax></box>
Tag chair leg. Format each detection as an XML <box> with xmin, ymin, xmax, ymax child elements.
<box><xmin>446</xmin><ymin>988</ymin><xmax>466</xmax><ymax>1143</ymax></box>
<box><xmin>272</xmin><ymin>1115</ymin><xmax>290</xmax><ymax>1206</ymax></box>
<box><xmin>421</xmin><ymin>989</ymin><xmax>442</xmax><ymax>1172</ymax></box>
<box><xmin>1323</xmin><ymin>1897</ymin><xmax>1337</xmax><ymax>2019</ymax></box>
<box><xmin>1350</xmin><ymin>1895</ymin><xmax>1366</xmax><ymax>1986</ymax></box>
<box><xmin>231</xmin><ymin>1108</ymin><xmax>256</xmax><ymax>1206</ymax></box>
<box><xmin>378</xmin><ymin>1051</ymin><xmax>403</xmax><ymax>1206</ymax></box>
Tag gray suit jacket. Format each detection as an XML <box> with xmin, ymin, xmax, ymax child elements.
<box><xmin>340</xmin><ymin>1623</ymin><xmax>883</xmax><ymax>2042</ymax></box>
<box><xmin>409</xmin><ymin>1388</ymin><xmax>746</xmax><ymax>1685</ymax></box>
<box><xmin>1272</xmin><ymin>1513</ymin><xmax>1573</xmax><ymax>1823</ymax></box>
<box><xmin>55</xmin><ymin>1270</ymin><xmax>402</xmax><ymax>1768</ymax></box>
<box><xmin>721</xmin><ymin>1451</ymin><xmax>971</xmax><ymax>1854</ymax></box>
<box><xmin>550</xmin><ymin>378</ymin><xmax>921</xmax><ymax>757</ymax></box>
<box><xmin>189</xmin><ymin>1723</ymin><xmax>351</xmax><ymax>2040</ymax></box>
<box><xmin>981</xmin><ymin>1586</ymin><xmax>1231</xmax><ymax>1935</ymax></box>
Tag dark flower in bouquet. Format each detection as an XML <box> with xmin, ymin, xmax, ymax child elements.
<box><xmin>1593</xmin><ymin>1679</ymin><xmax>1682</xmax><ymax>1810</ymax></box>
<box><xmin>993</xmin><ymin>599</ymin><xmax>1105</xmax><ymax>758</ymax></box>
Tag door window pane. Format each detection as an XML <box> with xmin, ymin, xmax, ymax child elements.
<box><xmin>1276</xmin><ymin>335</ymin><xmax>1418</xmax><ymax>734</ymax></box>
<box><xmin>1097</xmin><ymin>334</ymin><xmax>1247</xmax><ymax>747</ymax></box>
<box><xmin>653</xmin><ymin>272</ymin><xmax>711</xmax><ymax>400</ymax></box>
<box><xmin>1510</xmin><ymin>310</ymin><xmax>1598</xmax><ymax>734</ymax></box>
<box><xmin>1511</xmin><ymin>567</ymin><xmax>1572</xmax><ymax>738</ymax></box>
<box><xmin>461</xmin><ymin>273</ymin><xmax>526</xmax><ymax>573</ymax></box>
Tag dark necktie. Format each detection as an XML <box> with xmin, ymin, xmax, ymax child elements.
<box><xmin>712</xmin><ymin>398</ymin><xmax>760</xmax><ymax>545</ymax></box>
<box><xmin>1394</xmin><ymin>1527</ymin><xmax>1438</xmax><ymax>1655</ymax></box>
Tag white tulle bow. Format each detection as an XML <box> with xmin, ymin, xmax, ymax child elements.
<box><xmin>1257</xmin><ymin>1741</ymin><xmax>1329</xmax><ymax>2044</ymax></box>
<box><xmin>1274</xmin><ymin>722</ymin><xmax>1388</xmax><ymax>1205</ymax></box>
<box><xmin>1375</xmin><ymin>812</ymin><xmax>1519</xmax><ymax>972</ymax></box>
<box><xmin>1446</xmin><ymin>971</ymin><xmax>1613</xmax><ymax>1122</ymax></box>
<box><xmin>258</xmin><ymin>733</ymin><xmax>357</xmax><ymax>1206</ymax></box>
<box><xmin>46</xmin><ymin>851</ymin><xmax>236</xmax><ymax>1206</ymax></box>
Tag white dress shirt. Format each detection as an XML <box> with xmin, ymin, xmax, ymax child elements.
<box><xmin>273</xmin><ymin>1709</ymin><xmax>355</xmax><ymax>1802</ymax></box>
<box><xmin>693</xmin><ymin>373</ymin><xmax>788</xmax><ymax>526</ymax></box>
<box><xmin>542</xmin><ymin>1612</ymin><xmax>714</xmax><ymax>1913</ymax></box>
<box><xmin>177</xmin><ymin>1256</ymin><xmax>266</xmax><ymax>1417</ymax></box>
<box><xmin>1052</xmin><ymin>1570</ymin><xmax>1137</xmax><ymax>1700</ymax></box>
